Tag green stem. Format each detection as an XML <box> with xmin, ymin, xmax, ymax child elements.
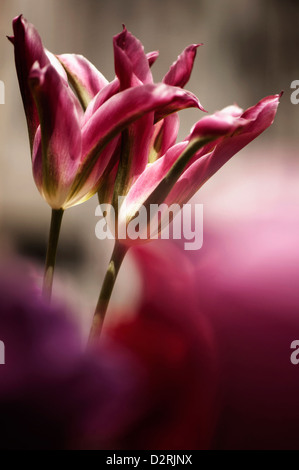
<box><xmin>42</xmin><ymin>208</ymin><xmax>64</xmax><ymax>302</ymax></box>
<box><xmin>89</xmin><ymin>241</ymin><xmax>129</xmax><ymax>342</ymax></box>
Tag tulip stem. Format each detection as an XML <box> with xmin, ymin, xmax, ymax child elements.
<box><xmin>89</xmin><ymin>241</ymin><xmax>129</xmax><ymax>342</ymax></box>
<box><xmin>42</xmin><ymin>208</ymin><xmax>64</xmax><ymax>302</ymax></box>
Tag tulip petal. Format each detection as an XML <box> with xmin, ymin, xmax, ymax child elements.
<box><xmin>83</xmin><ymin>49</ymin><xmax>160</xmax><ymax>125</ymax></box>
<box><xmin>32</xmin><ymin>126</ymin><xmax>43</xmax><ymax>192</ymax></box>
<box><xmin>155</xmin><ymin>44</ymin><xmax>204</xmax><ymax>123</ymax></box>
<box><xmin>68</xmin><ymin>83</ymin><xmax>200</xmax><ymax>203</ymax></box>
<box><xmin>149</xmin><ymin>113</ymin><xmax>180</xmax><ymax>163</ymax></box>
<box><xmin>146</xmin><ymin>51</ymin><xmax>159</xmax><ymax>67</ymax></box>
<box><xmin>45</xmin><ymin>50</ymin><xmax>68</xmax><ymax>82</ymax></box>
<box><xmin>120</xmin><ymin>104</ymin><xmax>254</xmax><ymax>220</ymax></box>
<box><xmin>155</xmin><ymin>88</ymin><xmax>205</xmax><ymax>122</ymax></box>
<box><xmin>9</xmin><ymin>15</ymin><xmax>50</xmax><ymax>149</ymax></box>
<box><xmin>83</xmin><ymin>79</ymin><xmax>120</xmax><ymax>126</ymax></box>
<box><xmin>114</xmin><ymin>26</ymin><xmax>153</xmax><ymax>90</ymax></box>
<box><xmin>111</xmin><ymin>29</ymin><xmax>157</xmax><ymax>200</ymax></box>
<box><xmin>58</xmin><ymin>54</ymin><xmax>109</xmax><ymax>110</ymax></box>
<box><xmin>119</xmin><ymin>142</ymin><xmax>189</xmax><ymax>222</ymax></box>
<box><xmin>97</xmin><ymin>157</ymin><xmax>120</xmax><ymax>206</ymax></box>
<box><xmin>30</xmin><ymin>63</ymin><xmax>82</xmax><ymax>209</ymax></box>
<box><xmin>163</xmin><ymin>44</ymin><xmax>202</xmax><ymax>88</ymax></box>
<box><xmin>112</xmin><ymin>113</ymin><xmax>155</xmax><ymax>204</ymax></box>
<box><xmin>64</xmin><ymin>136</ymin><xmax>120</xmax><ymax>209</ymax></box>
<box><xmin>45</xmin><ymin>51</ymin><xmax>85</xmax><ymax>123</ymax></box>
<box><xmin>165</xmin><ymin>94</ymin><xmax>281</xmax><ymax>207</ymax></box>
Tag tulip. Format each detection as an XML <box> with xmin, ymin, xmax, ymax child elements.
<box><xmin>10</xmin><ymin>16</ymin><xmax>200</xmax><ymax>211</ymax></box>
<box><xmin>9</xmin><ymin>16</ymin><xmax>202</xmax><ymax>299</ymax></box>
<box><xmin>90</xmin><ymin>93</ymin><xmax>281</xmax><ymax>340</ymax></box>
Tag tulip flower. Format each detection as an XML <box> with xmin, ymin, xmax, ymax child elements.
<box><xmin>90</xmin><ymin>93</ymin><xmax>281</xmax><ymax>340</ymax></box>
<box><xmin>9</xmin><ymin>16</ymin><xmax>202</xmax><ymax>299</ymax></box>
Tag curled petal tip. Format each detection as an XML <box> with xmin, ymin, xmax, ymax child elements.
<box><xmin>12</xmin><ymin>14</ymin><xmax>25</xmax><ymax>29</ymax></box>
<box><xmin>114</xmin><ymin>25</ymin><xmax>128</xmax><ymax>44</ymax></box>
<box><xmin>279</xmin><ymin>91</ymin><xmax>284</xmax><ymax>98</ymax></box>
<box><xmin>147</xmin><ymin>50</ymin><xmax>159</xmax><ymax>67</ymax></box>
<box><xmin>13</xmin><ymin>13</ymin><xmax>23</xmax><ymax>22</ymax></box>
<box><xmin>7</xmin><ymin>35</ymin><xmax>15</xmax><ymax>44</ymax></box>
<box><xmin>196</xmin><ymin>99</ymin><xmax>207</xmax><ymax>113</ymax></box>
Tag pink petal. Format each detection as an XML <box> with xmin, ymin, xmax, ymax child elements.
<box><xmin>83</xmin><ymin>79</ymin><xmax>120</xmax><ymax>126</ymax></box>
<box><xmin>45</xmin><ymin>51</ymin><xmax>84</xmax><ymax>122</ymax></box>
<box><xmin>189</xmin><ymin>105</ymin><xmax>245</xmax><ymax>138</ymax></box>
<box><xmin>97</xmin><ymin>157</ymin><xmax>120</xmax><ymax>206</ymax></box>
<box><xmin>119</xmin><ymin>142</ymin><xmax>189</xmax><ymax>219</ymax></box>
<box><xmin>45</xmin><ymin>50</ymin><xmax>68</xmax><ymax>82</ymax></box>
<box><xmin>9</xmin><ymin>15</ymin><xmax>50</xmax><ymax>149</ymax></box>
<box><xmin>149</xmin><ymin>114</ymin><xmax>180</xmax><ymax>163</ymax></box>
<box><xmin>121</xmin><ymin>95</ymin><xmax>280</xmax><ymax>220</ymax></box>
<box><xmin>114</xmin><ymin>26</ymin><xmax>153</xmax><ymax>90</ymax></box>
<box><xmin>64</xmin><ymin>137</ymin><xmax>120</xmax><ymax>209</ymax></box>
<box><xmin>165</xmin><ymin>94</ymin><xmax>281</xmax><ymax>207</ymax></box>
<box><xmin>155</xmin><ymin>88</ymin><xmax>205</xmax><ymax>122</ymax></box>
<box><xmin>58</xmin><ymin>54</ymin><xmax>109</xmax><ymax>109</ymax></box>
<box><xmin>113</xmin><ymin>113</ymin><xmax>155</xmax><ymax>198</ymax></box>
<box><xmin>68</xmin><ymin>83</ymin><xmax>200</xmax><ymax>204</ymax></box>
<box><xmin>163</xmin><ymin>44</ymin><xmax>202</xmax><ymax>88</ymax></box>
<box><xmin>30</xmin><ymin>62</ymin><xmax>82</xmax><ymax>209</ymax></box>
<box><xmin>146</xmin><ymin>51</ymin><xmax>159</xmax><ymax>67</ymax></box>
<box><xmin>32</xmin><ymin>126</ymin><xmax>43</xmax><ymax>192</ymax></box>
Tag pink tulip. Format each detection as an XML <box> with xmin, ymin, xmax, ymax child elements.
<box><xmin>9</xmin><ymin>16</ymin><xmax>201</xmax><ymax>210</ymax></box>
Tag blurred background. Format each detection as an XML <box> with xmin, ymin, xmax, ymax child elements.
<box><xmin>0</xmin><ymin>0</ymin><xmax>298</xmax><ymax>334</ymax></box>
